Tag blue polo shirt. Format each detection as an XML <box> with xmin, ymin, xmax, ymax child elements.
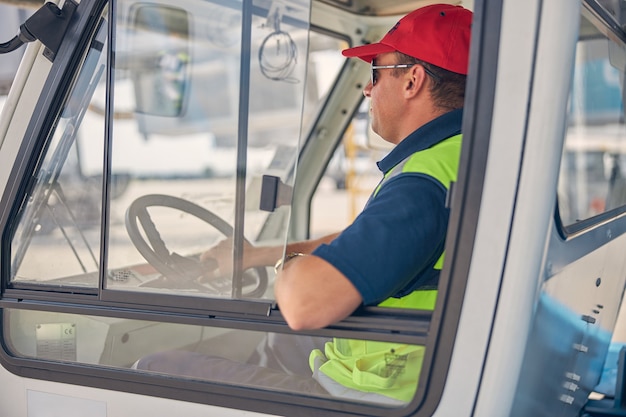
<box><xmin>312</xmin><ymin>109</ymin><xmax>463</xmax><ymax>306</ymax></box>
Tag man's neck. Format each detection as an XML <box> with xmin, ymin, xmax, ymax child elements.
<box><xmin>395</xmin><ymin>105</ymin><xmax>450</xmax><ymax>145</ymax></box>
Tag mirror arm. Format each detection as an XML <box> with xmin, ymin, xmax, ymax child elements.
<box><xmin>0</xmin><ymin>0</ymin><xmax>78</xmax><ymax>61</ymax></box>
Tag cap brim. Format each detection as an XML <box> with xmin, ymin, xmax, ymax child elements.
<box><xmin>341</xmin><ymin>42</ymin><xmax>396</xmax><ymax>63</ymax></box>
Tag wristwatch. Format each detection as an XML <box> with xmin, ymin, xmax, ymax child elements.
<box><xmin>274</xmin><ymin>252</ymin><xmax>306</xmax><ymax>274</ymax></box>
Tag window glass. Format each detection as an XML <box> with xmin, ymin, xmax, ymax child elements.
<box><xmin>4</xmin><ymin>307</ymin><xmax>422</xmax><ymax>407</ymax></box>
<box><xmin>3</xmin><ymin>0</ymin><xmax>425</xmax><ymax>411</ymax></box>
<box><xmin>9</xmin><ymin>19</ymin><xmax>108</xmax><ymax>288</ymax></box>
<box><xmin>104</xmin><ymin>0</ymin><xmax>313</xmax><ymax>300</ymax></box>
<box><xmin>8</xmin><ymin>0</ymin><xmax>350</xmax><ymax>299</ymax></box>
<box><xmin>558</xmin><ymin>14</ymin><xmax>626</xmax><ymax>226</ymax></box>
<box><xmin>311</xmin><ymin>100</ymin><xmax>389</xmax><ymax>237</ymax></box>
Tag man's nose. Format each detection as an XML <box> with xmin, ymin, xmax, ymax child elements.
<box><xmin>363</xmin><ymin>80</ymin><xmax>372</xmax><ymax>97</ymax></box>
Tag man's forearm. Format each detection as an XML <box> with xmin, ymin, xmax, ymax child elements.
<box><xmin>247</xmin><ymin>232</ymin><xmax>340</xmax><ymax>269</ymax></box>
<box><xmin>285</xmin><ymin>232</ymin><xmax>340</xmax><ymax>255</ymax></box>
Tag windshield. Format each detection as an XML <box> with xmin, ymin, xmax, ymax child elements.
<box><xmin>9</xmin><ymin>0</ymin><xmax>345</xmax><ymax>302</ymax></box>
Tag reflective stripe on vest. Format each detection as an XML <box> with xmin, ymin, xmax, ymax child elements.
<box><xmin>310</xmin><ymin>134</ymin><xmax>462</xmax><ymax>403</ymax></box>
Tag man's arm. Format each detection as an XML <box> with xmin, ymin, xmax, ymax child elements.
<box><xmin>274</xmin><ymin>254</ymin><xmax>362</xmax><ymax>331</ymax></box>
<box><xmin>201</xmin><ymin>232</ymin><xmax>340</xmax><ymax>272</ymax></box>
<box><xmin>273</xmin><ymin>175</ymin><xmax>450</xmax><ymax>331</ymax></box>
<box><xmin>204</xmin><ymin>231</ymin><xmax>361</xmax><ymax>330</ymax></box>
<box><xmin>247</xmin><ymin>232</ymin><xmax>340</xmax><ymax>269</ymax></box>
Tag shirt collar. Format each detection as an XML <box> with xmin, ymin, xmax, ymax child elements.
<box><xmin>377</xmin><ymin>108</ymin><xmax>463</xmax><ymax>174</ymax></box>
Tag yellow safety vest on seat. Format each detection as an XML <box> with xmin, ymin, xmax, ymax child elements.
<box><xmin>309</xmin><ymin>134</ymin><xmax>462</xmax><ymax>404</ymax></box>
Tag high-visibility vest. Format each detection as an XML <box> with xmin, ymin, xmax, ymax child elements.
<box><xmin>310</xmin><ymin>134</ymin><xmax>462</xmax><ymax>405</ymax></box>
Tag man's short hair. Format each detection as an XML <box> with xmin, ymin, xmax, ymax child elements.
<box><xmin>392</xmin><ymin>52</ymin><xmax>466</xmax><ymax>111</ymax></box>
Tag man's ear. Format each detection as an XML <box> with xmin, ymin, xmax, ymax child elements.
<box><xmin>404</xmin><ymin>65</ymin><xmax>428</xmax><ymax>98</ymax></box>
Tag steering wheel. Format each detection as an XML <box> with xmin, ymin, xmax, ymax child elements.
<box><xmin>124</xmin><ymin>194</ymin><xmax>267</xmax><ymax>298</ymax></box>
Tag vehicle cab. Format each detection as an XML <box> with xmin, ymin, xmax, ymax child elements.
<box><xmin>1</xmin><ymin>0</ymin><xmax>626</xmax><ymax>416</ymax></box>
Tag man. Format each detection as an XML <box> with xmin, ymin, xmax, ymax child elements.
<box><xmin>138</xmin><ymin>3</ymin><xmax>472</xmax><ymax>405</ymax></box>
<box><xmin>270</xmin><ymin>3</ymin><xmax>471</xmax><ymax>403</ymax></box>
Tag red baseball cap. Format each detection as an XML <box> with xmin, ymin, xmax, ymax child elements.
<box><xmin>342</xmin><ymin>4</ymin><xmax>472</xmax><ymax>75</ymax></box>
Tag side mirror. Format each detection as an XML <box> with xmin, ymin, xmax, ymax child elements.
<box><xmin>128</xmin><ymin>5</ymin><xmax>190</xmax><ymax>117</ymax></box>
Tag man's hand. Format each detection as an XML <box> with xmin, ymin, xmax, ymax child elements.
<box><xmin>199</xmin><ymin>238</ymin><xmax>236</xmax><ymax>280</ymax></box>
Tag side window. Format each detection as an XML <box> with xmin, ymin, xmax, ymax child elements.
<box><xmin>558</xmin><ymin>14</ymin><xmax>626</xmax><ymax>227</ymax></box>
<box><xmin>104</xmin><ymin>0</ymin><xmax>306</xmax><ymax>301</ymax></box>
<box><xmin>311</xmin><ymin>100</ymin><xmax>389</xmax><ymax>237</ymax></box>
<box><xmin>2</xmin><ymin>0</ymin><xmax>432</xmax><ymax>414</ymax></box>
<box><xmin>10</xmin><ymin>18</ymin><xmax>107</xmax><ymax>288</ymax></box>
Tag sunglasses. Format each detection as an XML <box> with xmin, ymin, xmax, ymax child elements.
<box><xmin>370</xmin><ymin>63</ymin><xmax>440</xmax><ymax>86</ymax></box>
